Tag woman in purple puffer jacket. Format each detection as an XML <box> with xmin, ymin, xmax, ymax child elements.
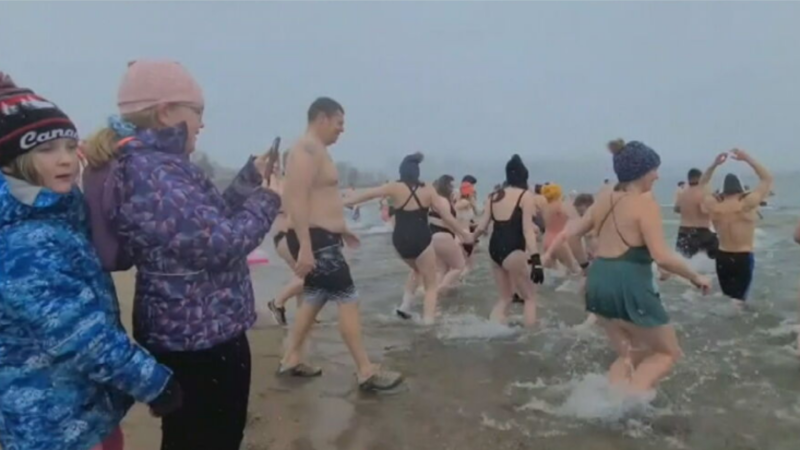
<box><xmin>82</xmin><ymin>60</ymin><xmax>280</xmax><ymax>450</ymax></box>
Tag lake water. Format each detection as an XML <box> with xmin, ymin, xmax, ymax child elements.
<box><xmin>251</xmin><ymin>201</ymin><xmax>800</xmax><ymax>450</ymax></box>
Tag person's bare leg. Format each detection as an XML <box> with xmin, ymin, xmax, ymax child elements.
<box><xmin>461</xmin><ymin>245</ymin><xmax>477</xmax><ymax>280</ymax></box>
<box><xmin>336</xmin><ymin>301</ymin><xmax>376</xmax><ymax>380</ymax></box>
<box><xmin>599</xmin><ymin>318</ymin><xmax>634</xmax><ymax>386</ymax></box>
<box><xmin>415</xmin><ymin>246</ymin><xmax>440</xmax><ymax>324</ymax></box>
<box><xmin>626</xmin><ymin>323</ymin><xmax>682</xmax><ymax>392</ymax></box>
<box><xmin>433</xmin><ymin>234</ymin><xmax>466</xmax><ymax>294</ymax></box>
<box><xmin>505</xmin><ymin>251</ymin><xmax>537</xmax><ymax>327</ymax></box>
<box><xmin>553</xmin><ymin>244</ymin><xmax>581</xmax><ymax>275</ymax></box>
<box><xmin>275</xmin><ymin>277</ymin><xmax>304</xmax><ymax>308</ymax></box>
<box><xmin>281</xmin><ymin>301</ymin><xmax>324</xmax><ymax>369</ymax></box>
<box><xmin>490</xmin><ymin>264</ymin><xmax>513</xmax><ymax>325</ymax></box>
<box><xmin>398</xmin><ymin>266</ymin><xmax>419</xmax><ymax>315</ymax></box>
<box><xmin>275</xmin><ymin>241</ymin><xmax>303</xmax><ymax>308</ymax></box>
<box><xmin>575</xmin><ymin>277</ymin><xmax>597</xmax><ymax>327</ymax></box>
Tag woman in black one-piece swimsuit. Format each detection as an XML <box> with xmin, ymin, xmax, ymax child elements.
<box><xmin>345</xmin><ymin>153</ymin><xmax>469</xmax><ymax>324</ymax></box>
<box><xmin>473</xmin><ymin>155</ymin><xmax>541</xmax><ymax>327</ymax></box>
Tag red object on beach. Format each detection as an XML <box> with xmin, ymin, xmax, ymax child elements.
<box><xmin>247</xmin><ymin>248</ymin><xmax>270</xmax><ymax>266</ymax></box>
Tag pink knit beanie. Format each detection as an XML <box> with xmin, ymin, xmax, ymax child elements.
<box><xmin>117</xmin><ymin>59</ymin><xmax>204</xmax><ymax>114</ymax></box>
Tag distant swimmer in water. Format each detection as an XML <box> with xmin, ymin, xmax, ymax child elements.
<box><xmin>455</xmin><ymin>176</ymin><xmax>480</xmax><ymax>276</ymax></box>
<box><xmin>674</xmin><ymin>167</ymin><xmax>719</xmax><ymax>260</ymax></box>
<box><xmin>541</xmin><ymin>183</ymin><xmax>581</xmax><ymax>274</ymax></box>
<box><xmin>428</xmin><ymin>175</ymin><xmax>471</xmax><ymax>292</ymax></box>
<box><xmin>546</xmin><ymin>140</ymin><xmax>710</xmax><ymax>395</ymax></box>
<box><xmin>700</xmin><ymin>149</ymin><xmax>773</xmax><ymax>309</ymax></box>
<box><xmin>473</xmin><ymin>155</ymin><xmax>543</xmax><ymax>327</ymax></box>
<box><xmin>281</xmin><ymin>97</ymin><xmax>402</xmax><ymax>391</ymax></box>
<box><xmin>345</xmin><ymin>153</ymin><xmax>471</xmax><ymax>324</ymax></box>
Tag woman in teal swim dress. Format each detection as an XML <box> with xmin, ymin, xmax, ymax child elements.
<box><xmin>545</xmin><ymin>139</ymin><xmax>711</xmax><ymax>395</ymax></box>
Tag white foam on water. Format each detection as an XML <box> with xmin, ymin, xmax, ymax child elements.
<box><xmin>536</xmin><ymin>429</ymin><xmax>568</xmax><ymax>438</ymax></box>
<box><xmin>552</xmin><ymin>374</ymin><xmax>657</xmax><ymax>422</ymax></box>
<box><xmin>555</xmin><ymin>279</ymin><xmax>582</xmax><ymax>294</ymax></box>
<box><xmin>758</xmin><ymin>320</ymin><xmax>798</xmax><ymax>338</ymax></box>
<box><xmin>480</xmin><ymin>413</ymin><xmax>514</xmax><ymax>431</ymax></box>
<box><xmin>518</xmin><ymin>397</ymin><xmax>559</xmax><ymax>415</ymax></box>
<box><xmin>435</xmin><ymin>313</ymin><xmax>519</xmax><ymax>341</ymax></box>
<box><xmin>622</xmin><ymin>419</ymin><xmax>652</xmax><ymax>439</ymax></box>
<box><xmin>686</xmin><ymin>253</ymin><xmax>717</xmax><ymax>274</ymax></box>
<box><xmin>665</xmin><ymin>436</ymin><xmax>689</xmax><ymax>449</ymax></box>
<box><xmin>509</xmin><ymin>378</ymin><xmax>548</xmax><ymax>390</ymax></box>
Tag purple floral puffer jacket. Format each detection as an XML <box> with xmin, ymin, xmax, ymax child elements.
<box><xmin>108</xmin><ymin>125</ymin><xmax>280</xmax><ymax>352</ymax></box>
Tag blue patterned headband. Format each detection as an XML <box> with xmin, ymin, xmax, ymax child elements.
<box><xmin>613</xmin><ymin>141</ymin><xmax>661</xmax><ymax>183</ymax></box>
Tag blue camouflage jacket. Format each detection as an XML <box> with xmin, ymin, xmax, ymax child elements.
<box><xmin>0</xmin><ymin>173</ymin><xmax>172</xmax><ymax>450</ymax></box>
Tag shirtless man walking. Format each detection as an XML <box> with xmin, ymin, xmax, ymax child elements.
<box><xmin>674</xmin><ymin>167</ymin><xmax>719</xmax><ymax>260</ymax></box>
<box><xmin>280</xmin><ymin>97</ymin><xmax>403</xmax><ymax>390</ymax></box>
<box><xmin>700</xmin><ymin>149</ymin><xmax>773</xmax><ymax>307</ymax></box>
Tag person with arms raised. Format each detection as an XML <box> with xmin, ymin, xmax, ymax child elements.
<box><xmin>699</xmin><ymin>149</ymin><xmax>773</xmax><ymax>308</ymax></box>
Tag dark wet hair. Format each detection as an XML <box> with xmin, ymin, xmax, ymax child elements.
<box><xmin>434</xmin><ymin>174</ymin><xmax>455</xmax><ymax>199</ymax></box>
<box><xmin>308</xmin><ymin>97</ymin><xmax>344</xmax><ymax>122</ymax></box>
<box><xmin>462</xmin><ymin>175</ymin><xmax>477</xmax><ymax>184</ymax></box>
<box><xmin>687</xmin><ymin>168</ymin><xmax>702</xmax><ymax>184</ymax></box>
<box><xmin>399</xmin><ymin>152</ymin><xmax>424</xmax><ymax>185</ymax></box>
<box><xmin>723</xmin><ymin>173</ymin><xmax>744</xmax><ymax>196</ymax></box>
<box><xmin>505</xmin><ymin>154</ymin><xmax>529</xmax><ymax>189</ymax></box>
<box><xmin>573</xmin><ymin>193</ymin><xmax>595</xmax><ymax>209</ymax></box>
<box><xmin>494</xmin><ymin>155</ymin><xmax>528</xmax><ymax>202</ymax></box>
<box><xmin>678</xmin><ymin>181</ymin><xmax>686</xmax><ymax>187</ymax></box>
<box><xmin>534</xmin><ymin>183</ymin><xmax>543</xmax><ymax>194</ymax></box>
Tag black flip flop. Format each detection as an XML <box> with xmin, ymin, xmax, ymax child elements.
<box><xmin>395</xmin><ymin>309</ymin><xmax>412</xmax><ymax>320</ymax></box>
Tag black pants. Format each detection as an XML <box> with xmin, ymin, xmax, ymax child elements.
<box><xmin>152</xmin><ymin>333</ymin><xmax>251</xmax><ymax>450</ymax></box>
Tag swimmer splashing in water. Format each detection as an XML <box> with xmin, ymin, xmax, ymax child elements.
<box><xmin>473</xmin><ymin>155</ymin><xmax>543</xmax><ymax>327</ymax></box>
<box><xmin>541</xmin><ymin>183</ymin><xmax>581</xmax><ymax>274</ymax></box>
<box><xmin>345</xmin><ymin>153</ymin><xmax>471</xmax><ymax>324</ymax></box>
<box><xmin>546</xmin><ymin>140</ymin><xmax>711</xmax><ymax>396</ymax></box>
<box><xmin>699</xmin><ymin>149</ymin><xmax>773</xmax><ymax>309</ymax></box>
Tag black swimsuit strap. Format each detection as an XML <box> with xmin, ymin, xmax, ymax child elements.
<box><xmin>490</xmin><ymin>189</ymin><xmax>526</xmax><ymax>222</ymax></box>
<box><xmin>597</xmin><ymin>194</ymin><xmax>633</xmax><ymax>248</ymax></box>
<box><xmin>514</xmin><ymin>191</ymin><xmax>526</xmax><ymax>210</ymax></box>
<box><xmin>398</xmin><ymin>183</ymin><xmax>422</xmax><ymax>210</ymax></box>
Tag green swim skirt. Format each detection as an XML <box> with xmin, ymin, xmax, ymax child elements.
<box><xmin>585</xmin><ymin>246</ymin><xmax>669</xmax><ymax>328</ymax></box>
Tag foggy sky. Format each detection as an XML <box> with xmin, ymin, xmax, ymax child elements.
<box><xmin>2</xmin><ymin>1</ymin><xmax>799</xmax><ymax>184</ymax></box>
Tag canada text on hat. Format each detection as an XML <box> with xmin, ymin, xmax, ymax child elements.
<box><xmin>0</xmin><ymin>91</ymin><xmax>77</xmax><ymax>166</ymax></box>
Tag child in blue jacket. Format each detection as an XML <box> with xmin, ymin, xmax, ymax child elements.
<box><xmin>0</xmin><ymin>72</ymin><xmax>181</xmax><ymax>450</ymax></box>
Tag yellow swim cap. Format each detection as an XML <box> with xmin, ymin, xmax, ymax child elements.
<box><xmin>542</xmin><ymin>184</ymin><xmax>563</xmax><ymax>203</ymax></box>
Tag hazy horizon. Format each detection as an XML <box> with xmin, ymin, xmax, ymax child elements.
<box><xmin>2</xmin><ymin>1</ymin><xmax>799</xmax><ymax>187</ymax></box>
